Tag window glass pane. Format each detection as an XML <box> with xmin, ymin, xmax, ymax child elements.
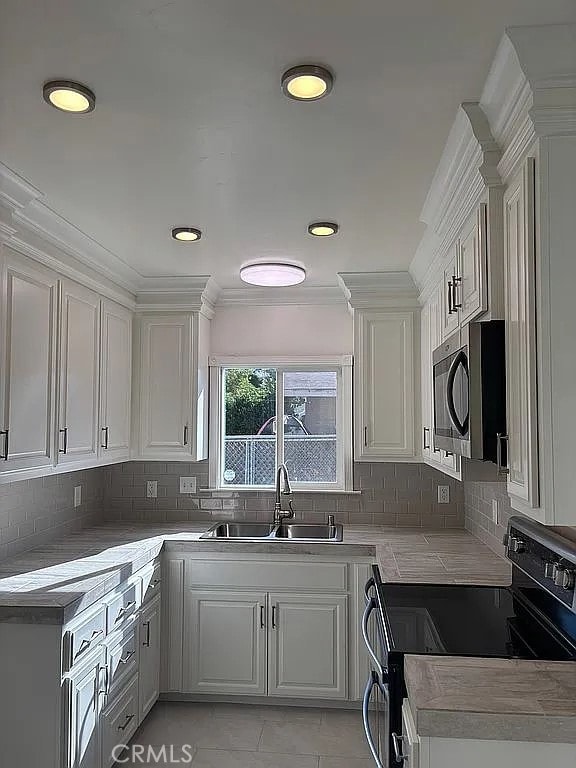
<box><xmin>283</xmin><ymin>371</ymin><xmax>337</xmax><ymax>483</ymax></box>
<box><xmin>222</xmin><ymin>368</ymin><xmax>276</xmax><ymax>486</ymax></box>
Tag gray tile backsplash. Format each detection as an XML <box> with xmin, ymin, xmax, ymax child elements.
<box><xmin>0</xmin><ymin>468</ymin><xmax>105</xmax><ymax>560</ymax></box>
<box><xmin>102</xmin><ymin>460</ymin><xmax>464</xmax><ymax>529</ymax></box>
<box><xmin>464</xmin><ymin>480</ymin><xmax>514</xmax><ymax>556</ymax></box>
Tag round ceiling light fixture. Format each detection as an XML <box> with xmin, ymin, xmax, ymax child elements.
<box><xmin>240</xmin><ymin>262</ymin><xmax>306</xmax><ymax>287</ymax></box>
<box><xmin>281</xmin><ymin>65</ymin><xmax>333</xmax><ymax>101</ymax></box>
<box><xmin>172</xmin><ymin>227</ymin><xmax>202</xmax><ymax>242</ymax></box>
<box><xmin>308</xmin><ymin>221</ymin><xmax>339</xmax><ymax>237</ymax></box>
<box><xmin>43</xmin><ymin>80</ymin><xmax>95</xmax><ymax>113</ymax></box>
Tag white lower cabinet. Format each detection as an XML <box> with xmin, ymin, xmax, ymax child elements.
<box><xmin>268</xmin><ymin>593</ymin><xmax>348</xmax><ymax>699</ymax></box>
<box><xmin>138</xmin><ymin>594</ymin><xmax>162</xmax><ymax>720</ymax></box>
<box><xmin>64</xmin><ymin>647</ymin><xmax>106</xmax><ymax>768</ymax></box>
<box><xmin>101</xmin><ymin>675</ymin><xmax>139</xmax><ymax>768</ymax></box>
<box><xmin>184</xmin><ymin>590</ymin><xmax>267</xmax><ymax>695</ymax></box>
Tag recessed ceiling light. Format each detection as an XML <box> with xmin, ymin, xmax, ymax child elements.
<box><xmin>240</xmin><ymin>262</ymin><xmax>306</xmax><ymax>287</ymax></box>
<box><xmin>43</xmin><ymin>80</ymin><xmax>95</xmax><ymax>113</ymax></box>
<box><xmin>172</xmin><ymin>227</ymin><xmax>202</xmax><ymax>242</ymax></box>
<box><xmin>308</xmin><ymin>221</ymin><xmax>339</xmax><ymax>237</ymax></box>
<box><xmin>281</xmin><ymin>65</ymin><xmax>333</xmax><ymax>101</ymax></box>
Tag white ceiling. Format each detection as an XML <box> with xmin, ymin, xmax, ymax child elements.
<box><xmin>1</xmin><ymin>1</ymin><xmax>576</xmax><ymax>290</ymax></box>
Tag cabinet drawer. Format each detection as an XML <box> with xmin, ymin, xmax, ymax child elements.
<box><xmin>106</xmin><ymin>619</ymin><xmax>139</xmax><ymax>699</ymax></box>
<box><xmin>138</xmin><ymin>559</ymin><xmax>162</xmax><ymax>605</ymax></box>
<box><xmin>63</xmin><ymin>604</ymin><xmax>106</xmax><ymax>672</ymax></box>
<box><xmin>105</xmin><ymin>578</ymin><xmax>141</xmax><ymax>633</ymax></box>
<box><xmin>101</xmin><ymin>675</ymin><xmax>139</xmax><ymax>768</ymax></box>
<box><xmin>185</xmin><ymin>559</ymin><xmax>348</xmax><ymax>591</ymax></box>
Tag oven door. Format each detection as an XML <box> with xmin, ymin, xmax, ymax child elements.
<box><xmin>362</xmin><ymin>576</ymin><xmax>389</xmax><ymax>767</ymax></box>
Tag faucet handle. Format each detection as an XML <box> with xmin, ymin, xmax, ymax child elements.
<box><xmin>328</xmin><ymin>514</ymin><xmax>335</xmax><ymax>527</ymax></box>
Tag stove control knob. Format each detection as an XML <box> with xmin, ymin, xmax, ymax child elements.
<box><xmin>509</xmin><ymin>537</ymin><xmax>526</xmax><ymax>553</ymax></box>
<box><xmin>561</xmin><ymin>569</ymin><xmax>575</xmax><ymax>590</ymax></box>
<box><xmin>553</xmin><ymin>565</ymin><xmax>568</xmax><ymax>588</ymax></box>
<box><xmin>544</xmin><ymin>562</ymin><xmax>556</xmax><ymax>579</ymax></box>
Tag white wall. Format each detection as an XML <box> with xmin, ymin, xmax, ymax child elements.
<box><xmin>211</xmin><ymin>305</ymin><xmax>353</xmax><ymax>356</ymax></box>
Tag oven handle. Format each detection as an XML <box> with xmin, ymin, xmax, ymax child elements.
<box><xmin>445</xmin><ymin>350</ymin><xmax>469</xmax><ymax>437</ymax></box>
<box><xmin>362</xmin><ymin>590</ymin><xmax>386</xmax><ymax>680</ymax></box>
<box><xmin>362</xmin><ymin>670</ymin><xmax>387</xmax><ymax>768</ymax></box>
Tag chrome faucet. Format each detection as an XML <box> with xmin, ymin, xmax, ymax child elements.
<box><xmin>274</xmin><ymin>464</ymin><xmax>294</xmax><ymax>525</ymax></box>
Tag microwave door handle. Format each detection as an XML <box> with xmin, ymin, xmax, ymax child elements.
<box><xmin>362</xmin><ymin>671</ymin><xmax>387</xmax><ymax>768</ymax></box>
<box><xmin>446</xmin><ymin>352</ymin><xmax>468</xmax><ymax>437</ymax></box>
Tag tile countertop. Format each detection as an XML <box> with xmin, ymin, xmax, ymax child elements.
<box><xmin>0</xmin><ymin>523</ymin><xmax>511</xmax><ymax>624</ymax></box>
<box><xmin>404</xmin><ymin>655</ymin><xmax>576</xmax><ymax>744</ymax></box>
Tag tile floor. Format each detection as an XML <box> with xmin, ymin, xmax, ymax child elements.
<box><xmin>119</xmin><ymin>702</ymin><xmax>372</xmax><ymax>767</ymax></box>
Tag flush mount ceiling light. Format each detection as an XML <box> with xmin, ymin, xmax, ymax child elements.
<box><xmin>42</xmin><ymin>80</ymin><xmax>95</xmax><ymax>113</ymax></box>
<box><xmin>308</xmin><ymin>221</ymin><xmax>339</xmax><ymax>237</ymax></box>
<box><xmin>240</xmin><ymin>262</ymin><xmax>306</xmax><ymax>287</ymax></box>
<box><xmin>172</xmin><ymin>227</ymin><xmax>202</xmax><ymax>242</ymax></box>
<box><xmin>281</xmin><ymin>65</ymin><xmax>333</xmax><ymax>101</ymax></box>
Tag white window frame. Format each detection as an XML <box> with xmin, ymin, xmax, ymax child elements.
<box><xmin>209</xmin><ymin>355</ymin><xmax>353</xmax><ymax>492</ymax></box>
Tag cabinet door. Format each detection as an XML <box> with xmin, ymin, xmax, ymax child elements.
<box><xmin>99</xmin><ymin>299</ymin><xmax>132</xmax><ymax>461</ymax></box>
<box><xmin>458</xmin><ymin>204</ymin><xmax>488</xmax><ymax>325</ymax></box>
<box><xmin>58</xmin><ymin>279</ymin><xmax>100</xmax><ymax>464</ymax></box>
<box><xmin>420</xmin><ymin>301</ymin><xmax>432</xmax><ymax>460</ymax></box>
<box><xmin>504</xmin><ymin>159</ymin><xmax>539</xmax><ymax>509</ymax></box>
<box><xmin>356</xmin><ymin>311</ymin><xmax>415</xmax><ymax>459</ymax></box>
<box><xmin>268</xmin><ymin>593</ymin><xmax>348</xmax><ymax>699</ymax></box>
<box><xmin>101</xmin><ymin>675</ymin><xmax>139</xmax><ymax>768</ymax></box>
<box><xmin>183</xmin><ymin>590</ymin><xmax>267</xmax><ymax>695</ymax></box>
<box><xmin>0</xmin><ymin>251</ymin><xmax>58</xmax><ymax>472</ymax></box>
<box><xmin>63</xmin><ymin>649</ymin><xmax>105</xmax><ymax>768</ymax></box>
<box><xmin>139</xmin><ymin>594</ymin><xmax>161</xmax><ymax>720</ymax></box>
<box><xmin>440</xmin><ymin>249</ymin><xmax>460</xmax><ymax>340</ymax></box>
<box><xmin>138</xmin><ymin>315</ymin><xmax>193</xmax><ymax>458</ymax></box>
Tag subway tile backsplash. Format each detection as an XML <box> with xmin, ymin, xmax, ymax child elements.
<box><xmin>0</xmin><ymin>468</ymin><xmax>104</xmax><ymax>561</ymax></box>
<box><xmin>102</xmin><ymin>460</ymin><xmax>464</xmax><ymax>529</ymax></box>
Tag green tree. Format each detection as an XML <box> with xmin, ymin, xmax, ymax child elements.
<box><xmin>225</xmin><ymin>368</ymin><xmax>276</xmax><ymax>435</ymax></box>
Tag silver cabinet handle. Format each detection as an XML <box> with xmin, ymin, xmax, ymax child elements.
<box><xmin>271</xmin><ymin>604</ymin><xmax>277</xmax><ymax>629</ymax></box>
<box><xmin>75</xmin><ymin>629</ymin><xmax>104</xmax><ymax>659</ymax></box>
<box><xmin>362</xmin><ymin>671</ymin><xmax>386</xmax><ymax>768</ymax></box>
<box><xmin>361</xmin><ymin>593</ymin><xmax>384</xmax><ymax>679</ymax></box>
<box><xmin>496</xmin><ymin>433</ymin><xmax>509</xmax><ymax>477</ymax></box>
<box><xmin>99</xmin><ymin>663</ymin><xmax>109</xmax><ymax>696</ymax></box>
<box><xmin>59</xmin><ymin>427</ymin><xmax>68</xmax><ymax>454</ymax></box>
<box><xmin>392</xmin><ymin>733</ymin><xmax>408</xmax><ymax>764</ymax></box>
<box><xmin>0</xmin><ymin>429</ymin><xmax>8</xmax><ymax>460</ymax></box>
<box><xmin>447</xmin><ymin>280</ymin><xmax>454</xmax><ymax>314</ymax></box>
<box><xmin>119</xmin><ymin>650</ymin><xmax>135</xmax><ymax>665</ymax></box>
<box><xmin>142</xmin><ymin>620</ymin><xmax>151</xmax><ymax>647</ymax></box>
<box><xmin>101</xmin><ymin>426</ymin><xmax>109</xmax><ymax>449</ymax></box>
<box><xmin>423</xmin><ymin>427</ymin><xmax>430</xmax><ymax>450</ymax></box>
<box><xmin>260</xmin><ymin>604</ymin><xmax>266</xmax><ymax>629</ymax></box>
<box><xmin>183</xmin><ymin>424</ymin><xmax>189</xmax><ymax>445</ymax></box>
<box><xmin>452</xmin><ymin>274</ymin><xmax>462</xmax><ymax>309</ymax></box>
<box><xmin>118</xmin><ymin>714</ymin><xmax>135</xmax><ymax>732</ymax></box>
<box><xmin>364</xmin><ymin>426</ymin><xmax>368</xmax><ymax>446</ymax></box>
<box><xmin>115</xmin><ymin>601</ymin><xmax>136</xmax><ymax>624</ymax></box>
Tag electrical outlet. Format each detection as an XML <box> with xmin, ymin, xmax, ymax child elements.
<box><xmin>492</xmin><ymin>498</ymin><xmax>499</xmax><ymax>525</ymax></box>
<box><xmin>73</xmin><ymin>486</ymin><xmax>82</xmax><ymax>508</ymax></box>
<box><xmin>437</xmin><ymin>485</ymin><xmax>450</xmax><ymax>504</ymax></box>
<box><xmin>146</xmin><ymin>481</ymin><xmax>158</xmax><ymax>499</ymax></box>
<box><xmin>179</xmin><ymin>477</ymin><xmax>197</xmax><ymax>494</ymax></box>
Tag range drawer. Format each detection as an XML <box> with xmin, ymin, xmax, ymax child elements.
<box><xmin>101</xmin><ymin>675</ymin><xmax>139</xmax><ymax>768</ymax></box>
<box><xmin>106</xmin><ymin>618</ymin><xmax>139</xmax><ymax>699</ymax></box>
<box><xmin>138</xmin><ymin>559</ymin><xmax>162</xmax><ymax>605</ymax></box>
<box><xmin>185</xmin><ymin>559</ymin><xmax>349</xmax><ymax>591</ymax></box>
<box><xmin>63</xmin><ymin>604</ymin><xmax>106</xmax><ymax>672</ymax></box>
<box><xmin>105</xmin><ymin>578</ymin><xmax>141</xmax><ymax>633</ymax></box>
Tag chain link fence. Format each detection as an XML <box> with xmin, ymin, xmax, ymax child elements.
<box><xmin>223</xmin><ymin>435</ymin><xmax>337</xmax><ymax>485</ymax></box>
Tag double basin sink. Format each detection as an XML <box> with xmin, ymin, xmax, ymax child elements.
<box><xmin>200</xmin><ymin>521</ymin><xmax>343</xmax><ymax>543</ymax></box>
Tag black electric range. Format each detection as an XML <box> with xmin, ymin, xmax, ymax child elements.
<box><xmin>361</xmin><ymin>516</ymin><xmax>576</xmax><ymax>767</ymax></box>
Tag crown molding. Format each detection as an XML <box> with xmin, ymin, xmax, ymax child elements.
<box><xmin>135</xmin><ymin>276</ymin><xmax>219</xmax><ymax>319</ymax></box>
<box><xmin>338</xmin><ymin>271</ymin><xmax>419</xmax><ymax>310</ymax></box>
<box><xmin>216</xmin><ymin>285</ymin><xmax>346</xmax><ymax>308</ymax></box>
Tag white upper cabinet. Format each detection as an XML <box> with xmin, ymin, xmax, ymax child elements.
<box><xmin>0</xmin><ymin>249</ymin><xmax>58</xmax><ymax>473</ymax></box>
<box><xmin>440</xmin><ymin>246</ymin><xmax>460</xmax><ymax>340</ymax></box>
<box><xmin>503</xmin><ymin>159</ymin><xmax>539</xmax><ymax>512</ymax></box>
<box><xmin>355</xmin><ymin>309</ymin><xmax>416</xmax><ymax>460</ymax></box>
<box><xmin>135</xmin><ymin>312</ymin><xmax>209</xmax><ymax>461</ymax></box>
<box><xmin>99</xmin><ymin>299</ymin><xmax>132</xmax><ymax>462</ymax></box>
<box><xmin>458</xmin><ymin>204</ymin><xmax>488</xmax><ymax>326</ymax></box>
<box><xmin>58</xmin><ymin>279</ymin><xmax>101</xmax><ymax>465</ymax></box>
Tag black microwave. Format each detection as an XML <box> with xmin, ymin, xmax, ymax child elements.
<box><xmin>432</xmin><ymin>321</ymin><xmax>507</xmax><ymax>463</ymax></box>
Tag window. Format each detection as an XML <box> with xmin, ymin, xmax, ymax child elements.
<box><xmin>210</xmin><ymin>358</ymin><xmax>353</xmax><ymax>491</ymax></box>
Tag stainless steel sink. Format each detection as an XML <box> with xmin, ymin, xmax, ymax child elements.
<box><xmin>200</xmin><ymin>522</ymin><xmax>276</xmax><ymax>539</ymax></box>
<box><xmin>200</xmin><ymin>521</ymin><xmax>343</xmax><ymax>542</ymax></box>
<box><xmin>274</xmin><ymin>523</ymin><xmax>343</xmax><ymax>542</ymax></box>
